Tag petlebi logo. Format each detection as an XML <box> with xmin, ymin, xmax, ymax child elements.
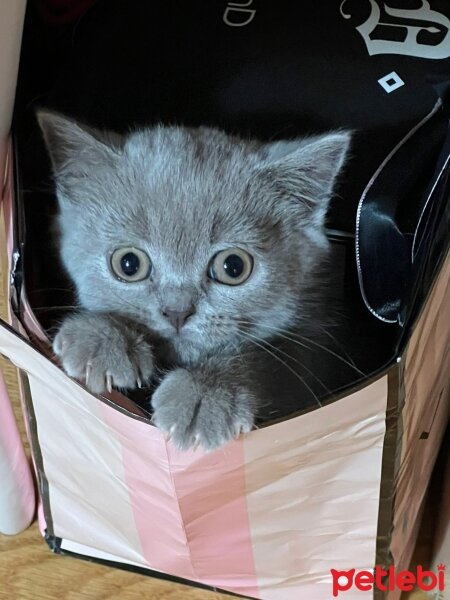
<box><xmin>340</xmin><ymin>0</ymin><xmax>450</xmax><ymax>59</ymax></box>
<box><xmin>331</xmin><ymin>564</ymin><xmax>446</xmax><ymax>597</ymax></box>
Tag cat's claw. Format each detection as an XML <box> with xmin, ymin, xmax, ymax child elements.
<box><xmin>233</xmin><ymin>426</ymin><xmax>243</xmax><ymax>440</ymax></box>
<box><xmin>106</xmin><ymin>373</ymin><xmax>113</xmax><ymax>394</ymax></box>
<box><xmin>85</xmin><ymin>362</ymin><xmax>92</xmax><ymax>386</ymax></box>
<box><xmin>164</xmin><ymin>425</ymin><xmax>176</xmax><ymax>443</ymax></box>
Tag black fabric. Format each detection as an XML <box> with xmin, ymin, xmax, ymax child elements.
<box><xmin>15</xmin><ymin>0</ymin><xmax>450</xmax><ymax>232</ymax></box>
<box><xmin>357</xmin><ymin>96</ymin><xmax>449</xmax><ymax>322</ymax></box>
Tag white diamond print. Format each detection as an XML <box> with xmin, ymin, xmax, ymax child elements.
<box><xmin>378</xmin><ymin>71</ymin><xmax>405</xmax><ymax>94</ymax></box>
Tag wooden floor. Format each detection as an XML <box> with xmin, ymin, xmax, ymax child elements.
<box><xmin>0</xmin><ymin>250</ymin><xmax>429</xmax><ymax>599</ymax></box>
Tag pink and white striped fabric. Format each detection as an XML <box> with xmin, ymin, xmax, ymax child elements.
<box><xmin>0</xmin><ymin>317</ymin><xmax>388</xmax><ymax>599</ymax></box>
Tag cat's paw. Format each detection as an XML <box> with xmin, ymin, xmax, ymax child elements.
<box><xmin>53</xmin><ymin>313</ymin><xmax>154</xmax><ymax>394</ymax></box>
<box><xmin>151</xmin><ymin>368</ymin><xmax>255</xmax><ymax>451</ymax></box>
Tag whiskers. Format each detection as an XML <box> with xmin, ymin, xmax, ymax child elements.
<box><xmin>237</xmin><ymin>328</ymin><xmax>323</xmax><ymax>408</ymax></box>
<box><xmin>27</xmin><ymin>287</ymin><xmax>149</xmax><ymax>322</ymax></box>
<box><xmin>238</xmin><ymin>320</ymin><xmax>365</xmax><ymax>377</ymax></box>
<box><xmin>32</xmin><ymin>305</ymin><xmax>80</xmax><ymax>313</ymax></box>
<box><xmin>235</xmin><ymin>319</ymin><xmax>366</xmax><ymax>410</ymax></box>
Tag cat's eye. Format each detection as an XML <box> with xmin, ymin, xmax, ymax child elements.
<box><xmin>208</xmin><ymin>248</ymin><xmax>253</xmax><ymax>286</ymax></box>
<box><xmin>110</xmin><ymin>247</ymin><xmax>152</xmax><ymax>282</ymax></box>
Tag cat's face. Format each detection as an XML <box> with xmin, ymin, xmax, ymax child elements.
<box><xmin>38</xmin><ymin>113</ymin><xmax>350</xmax><ymax>362</ymax></box>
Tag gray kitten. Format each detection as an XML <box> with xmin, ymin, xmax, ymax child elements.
<box><xmin>37</xmin><ymin>111</ymin><xmax>350</xmax><ymax>451</ymax></box>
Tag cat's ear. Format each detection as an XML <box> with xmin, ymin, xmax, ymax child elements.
<box><xmin>260</xmin><ymin>131</ymin><xmax>351</xmax><ymax>225</ymax></box>
<box><xmin>37</xmin><ymin>110</ymin><xmax>122</xmax><ymax>177</ymax></box>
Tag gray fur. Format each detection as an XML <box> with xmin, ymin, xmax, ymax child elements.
<box><xmin>38</xmin><ymin>110</ymin><xmax>350</xmax><ymax>451</ymax></box>
<box><xmin>53</xmin><ymin>313</ymin><xmax>154</xmax><ymax>394</ymax></box>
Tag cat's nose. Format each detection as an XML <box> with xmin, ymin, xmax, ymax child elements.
<box><xmin>162</xmin><ymin>307</ymin><xmax>195</xmax><ymax>331</ymax></box>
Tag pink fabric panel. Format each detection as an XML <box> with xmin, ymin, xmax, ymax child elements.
<box><xmin>244</xmin><ymin>377</ymin><xmax>388</xmax><ymax>600</ymax></box>
<box><xmin>99</xmin><ymin>407</ymin><xmax>198</xmax><ymax>581</ymax></box>
<box><xmin>102</xmin><ymin>406</ymin><xmax>259</xmax><ymax>597</ymax></box>
<box><xmin>168</xmin><ymin>442</ymin><xmax>258</xmax><ymax>597</ymax></box>
<box><xmin>0</xmin><ymin>311</ymin><xmax>389</xmax><ymax>599</ymax></box>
